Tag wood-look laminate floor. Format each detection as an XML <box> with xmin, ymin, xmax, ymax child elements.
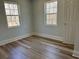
<box><xmin>0</xmin><ymin>37</ymin><xmax>78</xmax><ymax>59</ymax></box>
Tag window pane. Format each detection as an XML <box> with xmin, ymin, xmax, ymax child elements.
<box><xmin>52</xmin><ymin>2</ymin><xmax>57</xmax><ymax>8</ymax></box>
<box><xmin>7</xmin><ymin>16</ymin><xmax>20</xmax><ymax>27</ymax></box>
<box><xmin>53</xmin><ymin>1</ymin><xmax>57</xmax><ymax>4</ymax></box>
<box><xmin>53</xmin><ymin>8</ymin><xmax>57</xmax><ymax>13</ymax></box>
<box><xmin>11</xmin><ymin>10</ymin><xmax>15</xmax><ymax>15</ymax></box>
<box><xmin>50</xmin><ymin>14</ymin><xmax>57</xmax><ymax>24</ymax></box>
<box><xmin>16</xmin><ymin>16</ymin><xmax>20</xmax><ymax>25</ymax></box>
<box><xmin>52</xmin><ymin>14</ymin><xmax>57</xmax><ymax>25</ymax></box>
<box><xmin>46</xmin><ymin>1</ymin><xmax>57</xmax><ymax>13</ymax></box>
<box><xmin>46</xmin><ymin>2</ymin><xmax>57</xmax><ymax>8</ymax></box>
<box><xmin>10</xmin><ymin>4</ymin><xmax>14</xmax><ymax>9</ymax></box>
<box><xmin>4</xmin><ymin>3</ymin><xmax>9</xmax><ymax>9</ymax></box>
<box><xmin>47</xmin><ymin>15</ymin><xmax>50</xmax><ymax>24</ymax></box>
<box><xmin>46</xmin><ymin>8</ymin><xmax>56</xmax><ymax>13</ymax></box>
<box><xmin>7</xmin><ymin>16</ymin><xmax>12</xmax><ymax>27</ymax></box>
<box><xmin>14</xmin><ymin>4</ymin><xmax>18</xmax><ymax>9</ymax></box>
<box><xmin>11</xmin><ymin>10</ymin><xmax>18</xmax><ymax>15</ymax></box>
<box><xmin>50</xmin><ymin>2</ymin><xmax>54</xmax><ymax>8</ymax></box>
<box><xmin>47</xmin><ymin>14</ymin><xmax>57</xmax><ymax>25</ymax></box>
<box><xmin>14</xmin><ymin>10</ymin><xmax>19</xmax><ymax>15</ymax></box>
<box><xmin>50</xmin><ymin>8</ymin><xmax>54</xmax><ymax>13</ymax></box>
<box><xmin>5</xmin><ymin>9</ymin><xmax>11</xmax><ymax>15</ymax></box>
<box><xmin>12</xmin><ymin>16</ymin><xmax>17</xmax><ymax>26</ymax></box>
<box><xmin>7</xmin><ymin>16</ymin><xmax>12</xmax><ymax>22</ymax></box>
<box><xmin>46</xmin><ymin>8</ymin><xmax>50</xmax><ymax>13</ymax></box>
<box><xmin>46</xmin><ymin>1</ymin><xmax>57</xmax><ymax>25</ymax></box>
<box><xmin>4</xmin><ymin>2</ymin><xmax>20</xmax><ymax>27</ymax></box>
<box><xmin>46</xmin><ymin>3</ymin><xmax>50</xmax><ymax>8</ymax></box>
<box><xmin>12</xmin><ymin>16</ymin><xmax>20</xmax><ymax>26</ymax></box>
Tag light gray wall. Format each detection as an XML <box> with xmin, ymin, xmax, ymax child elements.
<box><xmin>32</xmin><ymin>0</ymin><xmax>76</xmax><ymax>44</ymax></box>
<box><xmin>0</xmin><ymin>0</ymin><xmax>32</xmax><ymax>41</ymax></box>
<box><xmin>33</xmin><ymin>0</ymin><xmax>65</xmax><ymax>41</ymax></box>
<box><xmin>73</xmin><ymin>0</ymin><xmax>79</xmax><ymax>58</ymax></box>
<box><xmin>62</xmin><ymin>0</ymin><xmax>76</xmax><ymax>44</ymax></box>
<box><xmin>0</xmin><ymin>0</ymin><xmax>76</xmax><ymax>45</ymax></box>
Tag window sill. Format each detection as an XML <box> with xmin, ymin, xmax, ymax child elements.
<box><xmin>45</xmin><ymin>24</ymin><xmax>57</xmax><ymax>26</ymax></box>
<box><xmin>8</xmin><ymin>25</ymin><xmax>20</xmax><ymax>28</ymax></box>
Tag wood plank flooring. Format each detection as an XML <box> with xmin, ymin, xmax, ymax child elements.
<box><xmin>0</xmin><ymin>36</ymin><xmax>78</xmax><ymax>59</ymax></box>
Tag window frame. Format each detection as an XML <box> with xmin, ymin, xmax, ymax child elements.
<box><xmin>4</xmin><ymin>1</ymin><xmax>20</xmax><ymax>28</ymax></box>
<box><xmin>44</xmin><ymin>0</ymin><xmax>58</xmax><ymax>26</ymax></box>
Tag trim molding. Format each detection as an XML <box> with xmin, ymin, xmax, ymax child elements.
<box><xmin>32</xmin><ymin>32</ymin><xmax>63</xmax><ymax>42</ymax></box>
<box><xmin>0</xmin><ymin>33</ymin><xmax>32</xmax><ymax>46</ymax></box>
<box><xmin>73</xmin><ymin>51</ymin><xmax>79</xmax><ymax>58</ymax></box>
<box><xmin>0</xmin><ymin>32</ymin><xmax>63</xmax><ymax>46</ymax></box>
<box><xmin>32</xmin><ymin>32</ymin><xmax>74</xmax><ymax>49</ymax></box>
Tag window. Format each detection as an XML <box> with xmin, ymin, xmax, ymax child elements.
<box><xmin>4</xmin><ymin>2</ymin><xmax>20</xmax><ymax>28</ymax></box>
<box><xmin>45</xmin><ymin>1</ymin><xmax>57</xmax><ymax>25</ymax></box>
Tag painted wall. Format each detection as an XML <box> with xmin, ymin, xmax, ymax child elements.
<box><xmin>32</xmin><ymin>0</ymin><xmax>79</xmax><ymax>44</ymax></box>
<box><xmin>73</xmin><ymin>0</ymin><xmax>79</xmax><ymax>58</ymax></box>
<box><xmin>0</xmin><ymin>0</ymin><xmax>32</xmax><ymax>41</ymax></box>
<box><xmin>33</xmin><ymin>0</ymin><xmax>65</xmax><ymax>41</ymax></box>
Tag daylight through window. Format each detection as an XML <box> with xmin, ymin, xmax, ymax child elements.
<box><xmin>45</xmin><ymin>1</ymin><xmax>57</xmax><ymax>25</ymax></box>
<box><xmin>4</xmin><ymin>2</ymin><xmax>20</xmax><ymax>27</ymax></box>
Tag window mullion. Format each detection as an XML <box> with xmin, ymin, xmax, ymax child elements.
<box><xmin>4</xmin><ymin>2</ymin><xmax>20</xmax><ymax>28</ymax></box>
<box><xmin>46</xmin><ymin>1</ymin><xmax>57</xmax><ymax>25</ymax></box>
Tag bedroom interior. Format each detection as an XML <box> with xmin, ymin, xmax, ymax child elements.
<box><xmin>0</xmin><ymin>0</ymin><xmax>79</xmax><ymax>59</ymax></box>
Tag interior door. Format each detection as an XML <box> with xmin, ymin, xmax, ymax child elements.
<box><xmin>63</xmin><ymin>0</ymin><xmax>75</xmax><ymax>44</ymax></box>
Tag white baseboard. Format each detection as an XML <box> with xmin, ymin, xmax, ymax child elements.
<box><xmin>0</xmin><ymin>32</ymin><xmax>63</xmax><ymax>46</ymax></box>
<box><xmin>73</xmin><ymin>51</ymin><xmax>79</xmax><ymax>58</ymax></box>
<box><xmin>0</xmin><ymin>33</ymin><xmax>32</xmax><ymax>46</ymax></box>
<box><xmin>33</xmin><ymin>32</ymin><xmax>63</xmax><ymax>41</ymax></box>
<box><xmin>63</xmin><ymin>41</ymin><xmax>74</xmax><ymax>45</ymax></box>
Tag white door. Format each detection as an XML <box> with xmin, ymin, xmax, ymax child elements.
<box><xmin>63</xmin><ymin>0</ymin><xmax>75</xmax><ymax>44</ymax></box>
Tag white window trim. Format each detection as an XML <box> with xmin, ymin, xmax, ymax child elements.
<box><xmin>4</xmin><ymin>1</ymin><xmax>21</xmax><ymax>28</ymax></box>
<box><xmin>44</xmin><ymin>0</ymin><xmax>58</xmax><ymax>26</ymax></box>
